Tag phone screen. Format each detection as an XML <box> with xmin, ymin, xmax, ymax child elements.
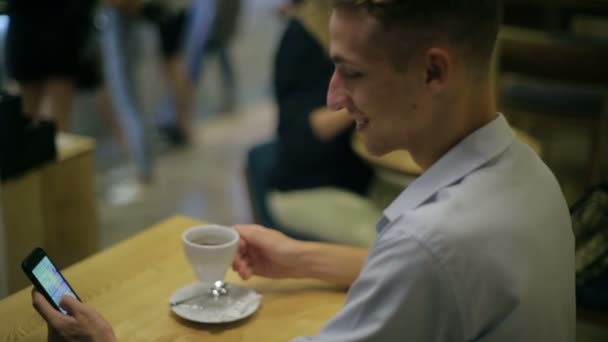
<box><xmin>31</xmin><ymin>256</ymin><xmax>78</xmax><ymax>314</ymax></box>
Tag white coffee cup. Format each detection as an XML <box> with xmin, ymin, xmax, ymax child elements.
<box><xmin>182</xmin><ymin>225</ymin><xmax>239</xmax><ymax>283</ymax></box>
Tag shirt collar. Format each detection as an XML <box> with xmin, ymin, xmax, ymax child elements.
<box><xmin>378</xmin><ymin>114</ymin><xmax>514</xmax><ymax>231</ymax></box>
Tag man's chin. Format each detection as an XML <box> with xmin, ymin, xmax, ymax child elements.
<box><xmin>364</xmin><ymin>142</ymin><xmax>391</xmax><ymax>157</ymax></box>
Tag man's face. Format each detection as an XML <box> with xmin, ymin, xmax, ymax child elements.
<box><xmin>327</xmin><ymin>8</ymin><xmax>434</xmax><ymax>156</ymax></box>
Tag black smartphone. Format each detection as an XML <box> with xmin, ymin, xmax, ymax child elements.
<box><xmin>21</xmin><ymin>247</ymin><xmax>81</xmax><ymax>314</ymax></box>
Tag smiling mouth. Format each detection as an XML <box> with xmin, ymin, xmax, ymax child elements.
<box><xmin>355</xmin><ymin>118</ymin><xmax>369</xmax><ymax>131</ymax></box>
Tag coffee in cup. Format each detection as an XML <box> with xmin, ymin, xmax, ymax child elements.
<box><xmin>182</xmin><ymin>225</ymin><xmax>239</xmax><ymax>284</ymax></box>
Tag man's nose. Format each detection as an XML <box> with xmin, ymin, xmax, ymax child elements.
<box><xmin>327</xmin><ymin>71</ymin><xmax>349</xmax><ymax>111</ymax></box>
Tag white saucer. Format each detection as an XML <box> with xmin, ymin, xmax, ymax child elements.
<box><xmin>169</xmin><ymin>282</ymin><xmax>261</xmax><ymax>324</ymax></box>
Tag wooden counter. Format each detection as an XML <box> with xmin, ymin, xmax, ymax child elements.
<box><xmin>0</xmin><ymin>216</ymin><xmax>346</xmax><ymax>341</ymax></box>
<box><xmin>0</xmin><ymin>133</ymin><xmax>98</xmax><ymax>296</ymax></box>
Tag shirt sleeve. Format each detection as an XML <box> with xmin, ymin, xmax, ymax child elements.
<box><xmin>292</xmin><ymin>228</ymin><xmax>464</xmax><ymax>342</ymax></box>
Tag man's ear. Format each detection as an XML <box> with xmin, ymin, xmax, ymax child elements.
<box><xmin>424</xmin><ymin>48</ymin><xmax>450</xmax><ymax>92</ymax></box>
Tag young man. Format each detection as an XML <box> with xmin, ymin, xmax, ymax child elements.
<box><xmin>32</xmin><ymin>1</ymin><xmax>575</xmax><ymax>341</ymax></box>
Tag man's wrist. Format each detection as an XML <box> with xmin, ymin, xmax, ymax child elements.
<box><xmin>288</xmin><ymin>241</ymin><xmax>316</xmax><ymax>279</ymax></box>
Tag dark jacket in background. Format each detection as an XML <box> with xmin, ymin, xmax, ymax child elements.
<box><xmin>269</xmin><ymin>19</ymin><xmax>373</xmax><ymax>196</ymax></box>
<box><xmin>5</xmin><ymin>0</ymin><xmax>96</xmax><ymax>82</ymax></box>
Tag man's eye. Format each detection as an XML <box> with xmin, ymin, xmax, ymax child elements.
<box><xmin>340</xmin><ymin>68</ymin><xmax>363</xmax><ymax>79</ymax></box>
<box><xmin>344</xmin><ymin>70</ymin><xmax>362</xmax><ymax>79</ymax></box>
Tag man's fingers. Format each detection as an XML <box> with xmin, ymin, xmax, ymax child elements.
<box><xmin>238</xmin><ymin>236</ymin><xmax>247</xmax><ymax>250</ymax></box>
<box><xmin>59</xmin><ymin>295</ymin><xmax>82</xmax><ymax>316</ymax></box>
<box><xmin>234</xmin><ymin>224</ymin><xmax>264</xmax><ymax>241</ymax></box>
<box><xmin>236</xmin><ymin>237</ymin><xmax>248</xmax><ymax>257</ymax></box>
<box><xmin>235</xmin><ymin>224</ymin><xmax>272</xmax><ymax>251</ymax></box>
<box><xmin>233</xmin><ymin>224</ymin><xmax>251</xmax><ymax>238</ymax></box>
<box><xmin>31</xmin><ymin>290</ymin><xmax>67</xmax><ymax>326</ymax></box>
<box><xmin>232</xmin><ymin>258</ymin><xmax>252</xmax><ymax>280</ymax></box>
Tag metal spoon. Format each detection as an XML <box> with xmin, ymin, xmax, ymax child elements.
<box><xmin>170</xmin><ymin>294</ymin><xmax>205</xmax><ymax>307</ymax></box>
<box><xmin>170</xmin><ymin>281</ymin><xmax>229</xmax><ymax>306</ymax></box>
<box><xmin>211</xmin><ymin>280</ymin><xmax>228</xmax><ymax>298</ymax></box>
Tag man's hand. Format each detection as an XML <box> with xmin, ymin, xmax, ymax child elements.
<box><xmin>232</xmin><ymin>224</ymin><xmax>303</xmax><ymax>280</ymax></box>
<box><xmin>32</xmin><ymin>290</ymin><xmax>117</xmax><ymax>342</ymax></box>
<box><xmin>232</xmin><ymin>224</ymin><xmax>368</xmax><ymax>286</ymax></box>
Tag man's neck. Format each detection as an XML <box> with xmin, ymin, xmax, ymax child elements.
<box><xmin>410</xmin><ymin>88</ymin><xmax>497</xmax><ymax>172</ymax></box>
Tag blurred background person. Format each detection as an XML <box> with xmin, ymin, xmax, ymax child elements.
<box><xmin>156</xmin><ymin>0</ymin><xmax>216</xmax><ymax>145</ymax></box>
<box><xmin>266</xmin><ymin>0</ymin><xmax>380</xmax><ymax>247</ymax></box>
<box><xmin>96</xmin><ymin>0</ymin><xmax>204</xmax><ymax>194</ymax></box>
<box><xmin>4</xmin><ymin>0</ymin><xmax>97</xmax><ymax>130</ymax></box>
<box><xmin>199</xmin><ymin>0</ymin><xmax>242</xmax><ymax>114</ymax></box>
<box><xmin>98</xmin><ymin>0</ymin><xmax>155</xmax><ymax>189</ymax></box>
<box><xmin>158</xmin><ymin>0</ymin><xmax>242</xmax><ymax>146</ymax></box>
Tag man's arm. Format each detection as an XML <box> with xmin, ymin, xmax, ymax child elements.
<box><xmin>293</xmin><ymin>241</ymin><xmax>367</xmax><ymax>286</ymax></box>
<box><xmin>293</xmin><ymin>232</ymin><xmax>463</xmax><ymax>342</ymax></box>
<box><xmin>233</xmin><ymin>225</ymin><xmax>367</xmax><ymax>287</ymax></box>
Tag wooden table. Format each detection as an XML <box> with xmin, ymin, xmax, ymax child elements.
<box><xmin>0</xmin><ymin>216</ymin><xmax>346</xmax><ymax>341</ymax></box>
<box><xmin>352</xmin><ymin>128</ymin><xmax>543</xmax><ymax>177</ymax></box>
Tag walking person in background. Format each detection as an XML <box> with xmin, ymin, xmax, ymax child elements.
<box><xmin>5</xmin><ymin>0</ymin><xmax>96</xmax><ymax>130</ymax></box>
<box><xmin>158</xmin><ymin>0</ymin><xmax>243</xmax><ymax>146</ymax></box>
<box><xmin>98</xmin><ymin>1</ymin><xmax>154</xmax><ymax>186</ymax></box>
<box><xmin>97</xmin><ymin>0</ymin><xmax>200</xmax><ymax>187</ymax></box>
<box><xmin>156</xmin><ymin>0</ymin><xmax>217</xmax><ymax>145</ymax></box>
<box><xmin>200</xmin><ymin>0</ymin><xmax>242</xmax><ymax>114</ymax></box>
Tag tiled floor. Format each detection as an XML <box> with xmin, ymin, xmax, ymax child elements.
<box><xmin>62</xmin><ymin>1</ymin><xmax>608</xmax><ymax>340</ymax></box>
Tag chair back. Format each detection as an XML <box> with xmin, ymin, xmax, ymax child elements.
<box><xmin>494</xmin><ymin>24</ymin><xmax>608</xmax><ymax>184</ymax></box>
<box><xmin>244</xmin><ymin>141</ymin><xmax>322</xmax><ymax>241</ymax></box>
<box><xmin>245</xmin><ymin>141</ymin><xmax>278</xmax><ymax>228</ymax></box>
<box><xmin>498</xmin><ymin>25</ymin><xmax>608</xmax><ymax>86</ymax></box>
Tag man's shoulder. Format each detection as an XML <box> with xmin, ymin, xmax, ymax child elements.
<box><xmin>368</xmin><ymin>140</ymin><xmax>575</xmax><ymax>340</ymax></box>
<box><xmin>384</xmin><ymin>143</ymin><xmax>570</xmax><ymax>262</ymax></box>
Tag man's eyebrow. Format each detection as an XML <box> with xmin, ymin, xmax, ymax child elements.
<box><xmin>331</xmin><ymin>55</ymin><xmax>348</xmax><ymax>65</ymax></box>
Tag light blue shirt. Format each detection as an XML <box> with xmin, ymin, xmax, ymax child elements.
<box><xmin>294</xmin><ymin>114</ymin><xmax>575</xmax><ymax>341</ymax></box>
